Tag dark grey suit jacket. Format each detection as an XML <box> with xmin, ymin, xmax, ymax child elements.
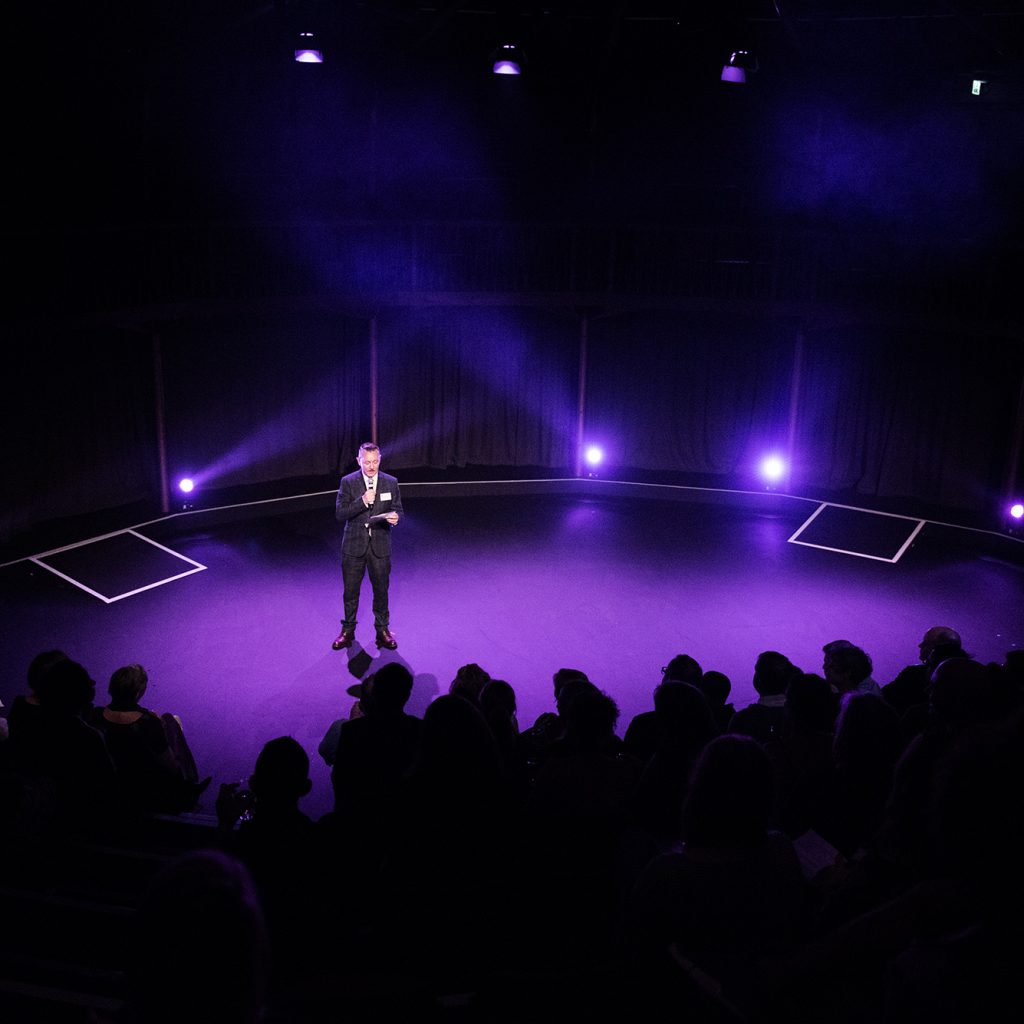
<box><xmin>335</xmin><ymin>470</ymin><xmax>403</xmax><ymax>558</ymax></box>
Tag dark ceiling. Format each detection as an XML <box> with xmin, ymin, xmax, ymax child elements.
<box><xmin>10</xmin><ymin>2</ymin><xmax>1024</xmax><ymax>232</ymax></box>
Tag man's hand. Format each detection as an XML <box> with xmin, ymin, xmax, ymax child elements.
<box><xmin>363</xmin><ymin>488</ymin><xmax>375</xmax><ymax>505</ymax></box>
<box><xmin>385</xmin><ymin>512</ymin><xmax>399</xmax><ymax>525</ymax></box>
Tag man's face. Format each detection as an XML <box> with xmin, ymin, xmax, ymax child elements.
<box><xmin>358</xmin><ymin>449</ymin><xmax>381</xmax><ymax>478</ymax></box>
<box><xmin>822</xmin><ymin>652</ymin><xmax>836</xmax><ymax>682</ymax></box>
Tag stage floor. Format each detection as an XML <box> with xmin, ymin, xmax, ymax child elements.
<box><xmin>3</xmin><ymin>485</ymin><xmax>1022</xmax><ymax>820</ymax></box>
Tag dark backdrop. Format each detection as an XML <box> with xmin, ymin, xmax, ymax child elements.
<box><xmin>3</xmin><ymin>3</ymin><xmax>1023</xmax><ymax>545</ymax></box>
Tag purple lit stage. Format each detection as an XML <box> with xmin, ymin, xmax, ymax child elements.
<box><xmin>2</xmin><ymin>481</ymin><xmax>1022</xmax><ymax>821</ymax></box>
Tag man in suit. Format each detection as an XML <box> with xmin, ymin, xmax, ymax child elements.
<box><xmin>332</xmin><ymin>442</ymin><xmax>403</xmax><ymax>651</ymax></box>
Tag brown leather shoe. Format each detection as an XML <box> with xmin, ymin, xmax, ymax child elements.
<box><xmin>332</xmin><ymin>628</ymin><xmax>354</xmax><ymax>650</ymax></box>
<box><xmin>376</xmin><ymin>628</ymin><xmax>398</xmax><ymax>650</ymax></box>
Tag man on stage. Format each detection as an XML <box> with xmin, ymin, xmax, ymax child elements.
<box><xmin>332</xmin><ymin>442</ymin><xmax>403</xmax><ymax>651</ymax></box>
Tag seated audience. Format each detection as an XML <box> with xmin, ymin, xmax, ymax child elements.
<box><xmin>87</xmin><ymin>663</ymin><xmax>207</xmax><ymax>816</ymax></box>
<box><xmin>629</xmin><ymin>734</ymin><xmax>811</xmax><ymax>1017</ymax></box>
<box><xmin>883</xmin><ymin>708</ymin><xmax>1024</xmax><ymax>1024</ymax></box>
<box><xmin>527</xmin><ymin>686</ymin><xmax>645</xmax><ymax>967</ymax></box>
<box><xmin>632</xmin><ymin>681</ymin><xmax>718</xmax><ymax>845</ymax></box>
<box><xmin>765</xmin><ymin>672</ymin><xmax>837</xmax><ymax>840</ymax></box>
<box><xmin>8</xmin><ymin>628</ymin><xmax>1018</xmax><ymax>1022</ymax></box>
<box><xmin>869</xmin><ymin>657</ymin><xmax>1005</xmax><ymax>893</ymax></box>
<box><xmin>517</xmin><ymin>667</ymin><xmax>592</xmax><ymax>779</ymax></box>
<box><xmin>384</xmin><ymin>694</ymin><xmax>514</xmax><ymax>980</ymax></box>
<box><xmin>126</xmin><ymin>849</ymin><xmax>270</xmax><ymax>1024</ymax></box>
<box><xmin>5</xmin><ymin>656</ymin><xmax>116</xmax><ymax>835</ymax></box>
<box><xmin>821</xmin><ymin>691</ymin><xmax>903</xmax><ymax>857</ymax></box>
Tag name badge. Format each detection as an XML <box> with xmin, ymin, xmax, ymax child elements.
<box><xmin>380</xmin><ymin>492</ymin><xmax>392</xmax><ymax>501</ymax></box>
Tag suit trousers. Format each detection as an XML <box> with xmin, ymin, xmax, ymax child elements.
<box><xmin>342</xmin><ymin>546</ymin><xmax>391</xmax><ymax>631</ymax></box>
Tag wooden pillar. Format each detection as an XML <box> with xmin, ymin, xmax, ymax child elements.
<box><xmin>575</xmin><ymin>315</ymin><xmax>589</xmax><ymax>477</ymax></box>
<box><xmin>153</xmin><ymin>331</ymin><xmax>169</xmax><ymax>515</ymax></box>
<box><xmin>785</xmin><ymin>329</ymin><xmax>804</xmax><ymax>492</ymax></box>
<box><xmin>1005</xmin><ymin>366</ymin><xmax>1024</xmax><ymax>505</ymax></box>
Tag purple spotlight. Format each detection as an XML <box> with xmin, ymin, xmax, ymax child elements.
<box><xmin>178</xmin><ymin>478</ymin><xmax>195</xmax><ymax>494</ymax></box>
<box><xmin>584</xmin><ymin>445</ymin><xmax>604</xmax><ymax>467</ymax></box>
<box><xmin>295</xmin><ymin>32</ymin><xmax>323</xmax><ymax>63</ymax></box>
<box><xmin>492</xmin><ymin>44</ymin><xmax>523</xmax><ymax>75</ymax></box>
<box><xmin>760</xmin><ymin>454</ymin><xmax>786</xmax><ymax>484</ymax></box>
<box><xmin>721</xmin><ymin>50</ymin><xmax>757</xmax><ymax>84</ymax></box>
<box><xmin>1011</xmin><ymin>502</ymin><xmax>1024</xmax><ymax>520</ymax></box>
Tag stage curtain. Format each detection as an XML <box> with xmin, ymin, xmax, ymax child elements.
<box><xmin>584</xmin><ymin>311</ymin><xmax>794</xmax><ymax>477</ymax></box>
<box><xmin>160</xmin><ymin>310</ymin><xmax>370</xmax><ymax>489</ymax></box>
<box><xmin>377</xmin><ymin>306</ymin><xmax>578</xmax><ymax>471</ymax></box>
<box><xmin>2</xmin><ymin>325</ymin><xmax>156</xmax><ymax>543</ymax></box>
<box><xmin>797</xmin><ymin>328</ymin><xmax>1019</xmax><ymax>509</ymax></box>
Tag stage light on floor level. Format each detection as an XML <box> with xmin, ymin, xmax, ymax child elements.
<box><xmin>760</xmin><ymin>455</ymin><xmax>786</xmax><ymax>485</ymax></box>
<box><xmin>584</xmin><ymin>445</ymin><xmax>604</xmax><ymax>467</ymax></box>
<box><xmin>1010</xmin><ymin>502</ymin><xmax>1024</xmax><ymax>520</ymax></box>
<box><xmin>178</xmin><ymin>478</ymin><xmax>195</xmax><ymax>494</ymax></box>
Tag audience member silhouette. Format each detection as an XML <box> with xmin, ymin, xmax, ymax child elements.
<box><xmin>5</xmin><ymin>649</ymin><xmax>74</xmax><ymax>746</ymax></box>
<box><xmin>729</xmin><ymin>650</ymin><xmax>801</xmax><ymax>743</ymax></box>
<box><xmin>87</xmin><ymin>663</ymin><xmax>207</xmax><ymax>816</ymax></box>
<box><xmin>384</xmin><ymin>693</ymin><xmax>513</xmax><ymax>983</ymax></box>
<box><xmin>1003</xmin><ymin>649</ymin><xmax>1024</xmax><ymax>700</ymax></box>
<box><xmin>125</xmin><ymin>848</ymin><xmax>270</xmax><ymax>1024</ymax></box>
<box><xmin>527</xmin><ymin>685</ymin><xmax>645</xmax><ymax>968</ymax></box>
<box><xmin>882</xmin><ymin>625</ymin><xmax>967</xmax><ymax>717</ymax></box>
<box><xmin>632</xmin><ymin>681</ymin><xmax>719</xmax><ymax>845</ymax></box>
<box><xmin>624</xmin><ymin>653</ymin><xmax>704</xmax><ymax>764</ymax></box>
<box><xmin>327</xmin><ymin>662</ymin><xmax>422</xmax><ymax>863</ymax></box>
<box><xmin>5</xmin><ymin>656</ymin><xmax>117</xmax><ymax>836</ymax></box>
<box><xmin>216</xmin><ymin>736</ymin><xmax>323</xmax><ymax>988</ymax></box>
<box><xmin>1</xmin><ymin>649</ymin><xmax>69</xmax><ymax>773</ymax></box>
<box><xmin>629</xmin><ymin>734</ymin><xmax>811</xmax><ymax>1018</ymax></box>
<box><xmin>823</xmin><ymin>641</ymin><xmax>882</xmax><ymax>696</ymax></box>
<box><xmin>869</xmin><ymin>657</ymin><xmax>1003</xmax><ymax>895</ymax></box>
<box><xmin>449</xmin><ymin>661</ymin><xmax>491</xmax><ymax>706</ymax></box>
<box><xmin>820</xmin><ymin>692</ymin><xmax>903</xmax><ymax>856</ymax></box>
<box><xmin>517</xmin><ymin>667</ymin><xmax>592</xmax><ymax>778</ymax></box>
<box><xmin>779</xmin><ymin>706</ymin><xmax>1024</xmax><ymax>1024</ymax></box>
<box><xmin>479</xmin><ymin>677</ymin><xmax>525</xmax><ymax>787</ymax></box>
<box><xmin>765</xmin><ymin>672</ymin><xmax>837</xmax><ymax>841</ymax></box>
<box><xmin>883</xmin><ymin>708</ymin><xmax>1024</xmax><ymax>1024</ymax></box>
<box><xmin>696</xmin><ymin>669</ymin><xmax>735</xmax><ymax>734</ymax></box>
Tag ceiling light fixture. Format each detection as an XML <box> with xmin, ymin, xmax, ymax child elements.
<box><xmin>721</xmin><ymin>50</ymin><xmax>757</xmax><ymax>84</ymax></box>
<box><xmin>295</xmin><ymin>31</ymin><xmax>324</xmax><ymax>64</ymax></box>
<box><xmin>492</xmin><ymin>43</ymin><xmax>525</xmax><ymax>76</ymax></box>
